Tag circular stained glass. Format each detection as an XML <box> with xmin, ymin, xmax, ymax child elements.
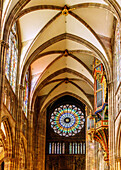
<box><xmin>50</xmin><ymin>104</ymin><xmax>85</xmax><ymax>137</ymax></box>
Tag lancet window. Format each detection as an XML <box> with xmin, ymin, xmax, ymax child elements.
<box><xmin>23</xmin><ymin>71</ymin><xmax>29</xmax><ymax>117</ymax></box>
<box><xmin>115</xmin><ymin>23</ymin><xmax>121</xmax><ymax>87</ymax></box>
<box><xmin>5</xmin><ymin>23</ymin><xmax>18</xmax><ymax>92</ymax></box>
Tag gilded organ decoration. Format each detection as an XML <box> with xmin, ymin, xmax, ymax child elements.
<box><xmin>87</xmin><ymin>59</ymin><xmax>109</xmax><ymax>163</ymax></box>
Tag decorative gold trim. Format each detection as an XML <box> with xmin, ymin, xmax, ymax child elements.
<box><xmin>62</xmin><ymin>6</ymin><xmax>69</xmax><ymax>16</ymax></box>
<box><xmin>95</xmin><ymin>58</ymin><xmax>101</xmax><ymax>67</ymax></box>
<box><xmin>96</xmin><ymin>72</ymin><xmax>103</xmax><ymax>84</ymax></box>
<box><xmin>102</xmin><ymin>76</ymin><xmax>107</xmax><ymax>102</ymax></box>
<box><xmin>62</xmin><ymin>5</ymin><xmax>75</xmax><ymax>16</ymax></box>
<box><xmin>63</xmin><ymin>49</ymin><xmax>69</xmax><ymax>56</ymax></box>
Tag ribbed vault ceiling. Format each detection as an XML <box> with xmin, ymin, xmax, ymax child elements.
<box><xmin>2</xmin><ymin>0</ymin><xmax>121</xmax><ymax>111</ymax></box>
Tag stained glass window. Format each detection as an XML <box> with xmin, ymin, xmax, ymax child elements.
<box><xmin>49</xmin><ymin>142</ymin><xmax>86</xmax><ymax>155</ymax></box>
<box><xmin>5</xmin><ymin>23</ymin><xmax>18</xmax><ymax>92</ymax></box>
<box><xmin>69</xmin><ymin>143</ymin><xmax>72</xmax><ymax>154</ymax></box>
<box><xmin>83</xmin><ymin>143</ymin><xmax>86</xmax><ymax>154</ymax></box>
<box><xmin>115</xmin><ymin>23</ymin><xmax>121</xmax><ymax>87</ymax></box>
<box><xmin>78</xmin><ymin>143</ymin><xmax>80</xmax><ymax>154</ymax></box>
<box><xmin>60</xmin><ymin>143</ymin><xmax>62</xmax><ymax>154</ymax></box>
<box><xmin>5</xmin><ymin>33</ymin><xmax>12</xmax><ymax>79</ymax></box>
<box><xmin>57</xmin><ymin>142</ymin><xmax>60</xmax><ymax>154</ymax></box>
<box><xmin>73</xmin><ymin>143</ymin><xmax>74</xmax><ymax>154</ymax></box>
<box><xmin>48</xmin><ymin>142</ymin><xmax>65</xmax><ymax>154</ymax></box>
<box><xmin>52</xmin><ymin>143</ymin><xmax>54</xmax><ymax>154</ymax></box>
<box><xmin>80</xmin><ymin>143</ymin><xmax>82</xmax><ymax>154</ymax></box>
<box><xmin>69</xmin><ymin>142</ymin><xmax>85</xmax><ymax>154</ymax></box>
<box><xmin>75</xmin><ymin>143</ymin><xmax>77</xmax><ymax>154</ymax></box>
<box><xmin>49</xmin><ymin>143</ymin><xmax>51</xmax><ymax>154</ymax></box>
<box><xmin>50</xmin><ymin>104</ymin><xmax>85</xmax><ymax>137</ymax></box>
<box><xmin>23</xmin><ymin>71</ymin><xmax>29</xmax><ymax>117</ymax></box>
<box><xmin>62</xmin><ymin>143</ymin><xmax>65</xmax><ymax>154</ymax></box>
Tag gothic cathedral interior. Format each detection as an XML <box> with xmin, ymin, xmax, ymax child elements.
<box><xmin>0</xmin><ymin>0</ymin><xmax>121</xmax><ymax>170</ymax></box>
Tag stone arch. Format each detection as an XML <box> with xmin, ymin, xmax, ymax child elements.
<box><xmin>34</xmin><ymin>92</ymin><xmax>92</xmax><ymax>147</ymax></box>
<box><xmin>0</xmin><ymin>134</ymin><xmax>6</xmax><ymax>165</ymax></box>
<box><xmin>2</xmin><ymin>0</ymin><xmax>120</xmax><ymax>42</ymax></box>
<box><xmin>21</xmin><ymin>33</ymin><xmax>112</xmax><ymax>86</ymax></box>
<box><xmin>38</xmin><ymin>92</ymin><xmax>93</xmax><ymax>121</ymax></box>
<box><xmin>33</xmin><ymin>92</ymin><xmax>89</xmax><ymax>170</ymax></box>
<box><xmin>1</xmin><ymin>119</ymin><xmax>12</xmax><ymax>156</ymax></box>
<box><xmin>2</xmin><ymin>0</ymin><xmax>30</xmax><ymax>41</ymax></box>
<box><xmin>31</xmin><ymin>67</ymin><xmax>93</xmax><ymax>111</ymax></box>
<box><xmin>116</xmin><ymin>121</ymin><xmax>121</xmax><ymax>157</ymax></box>
<box><xmin>19</xmin><ymin>139</ymin><xmax>26</xmax><ymax>170</ymax></box>
<box><xmin>0</xmin><ymin>118</ymin><xmax>13</xmax><ymax>169</ymax></box>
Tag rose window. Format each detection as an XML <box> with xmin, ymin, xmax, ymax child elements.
<box><xmin>50</xmin><ymin>104</ymin><xmax>85</xmax><ymax>137</ymax></box>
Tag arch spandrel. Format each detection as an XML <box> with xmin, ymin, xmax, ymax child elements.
<box><xmin>39</xmin><ymin>83</ymin><xmax>93</xmax><ymax>113</ymax></box>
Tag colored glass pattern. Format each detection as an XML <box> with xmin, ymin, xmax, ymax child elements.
<box><xmin>95</xmin><ymin>65</ymin><xmax>101</xmax><ymax>71</ymax></box>
<box><xmin>83</xmin><ymin>143</ymin><xmax>86</xmax><ymax>154</ymax></box>
<box><xmin>73</xmin><ymin>143</ymin><xmax>75</xmax><ymax>154</ymax></box>
<box><xmin>49</xmin><ymin>143</ymin><xmax>51</xmax><ymax>154</ymax></box>
<box><xmin>57</xmin><ymin>142</ymin><xmax>59</xmax><ymax>154</ymax></box>
<box><xmin>69</xmin><ymin>142</ymin><xmax>85</xmax><ymax>154</ymax></box>
<box><xmin>48</xmin><ymin>142</ymin><xmax>85</xmax><ymax>155</ymax></box>
<box><xmin>50</xmin><ymin>104</ymin><xmax>85</xmax><ymax>137</ymax></box>
<box><xmin>69</xmin><ymin>143</ymin><xmax>72</xmax><ymax>154</ymax></box>
<box><xmin>5</xmin><ymin>23</ymin><xmax>18</xmax><ymax>92</ymax></box>
<box><xmin>78</xmin><ymin>143</ymin><xmax>80</xmax><ymax>154</ymax></box>
<box><xmin>52</xmin><ymin>143</ymin><xmax>54</xmax><ymax>154</ymax></box>
<box><xmin>62</xmin><ymin>143</ymin><xmax>65</xmax><ymax>154</ymax></box>
<box><xmin>60</xmin><ymin>143</ymin><xmax>62</xmax><ymax>154</ymax></box>
<box><xmin>48</xmin><ymin>142</ymin><xmax>65</xmax><ymax>154</ymax></box>
<box><xmin>116</xmin><ymin>23</ymin><xmax>121</xmax><ymax>87</ymax></box>
<box><xmin>23</xmin><ymin>71</ymin><xmax>29</xmax><ymax>117</ymax></box>
<box><xmin>75</xmin><ymin>143</ymin><xmax>77</xmax><ymax>154</ymax></box>
<box><xmin>5</xmin><ymin>33</ymin><xmax>12</xmax><ymax>79</ymax></box>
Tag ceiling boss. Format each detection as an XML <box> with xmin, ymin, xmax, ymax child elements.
<box><xmin>62</xmin><ymin>5</ymin><xmax>75</xmax><ymax>16</ymax></box>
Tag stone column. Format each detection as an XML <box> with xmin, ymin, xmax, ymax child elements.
<box><xmin>35</xmin><ymin>110</ymin><xmax>46</xmax><ymax>170</ymax></box>
<box><xmin>85</xmin><ymin>106</ymin><xmax>89</xmax><ymax>170</ymax></box>
<box><xmin>0</xmin><ymin>41</ymin><xmax>8</xmax><ymax>124</ymax></box>
<box><xmin>4</xmin><ymin>157</ymin><xmax>14</xmax><ymax>170</ymax></box>
<box><xmin>108</xmin><ymin>82</ymin><xmax>115</xmax><ymax>170</ymax></box>
<box><xmin>27</xmin><ymin>110</ymin><xmax>34</xmax><ymax>170</ymax></box>
<box><xmin>14</xmin><ymin>84</ymin><xmax>24</xmax><ymax>170</ymax></box>
<box><xmin>37</xmin><ymin>112</ymin><xmax>46</xmax><ymax>170</ymax></box>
